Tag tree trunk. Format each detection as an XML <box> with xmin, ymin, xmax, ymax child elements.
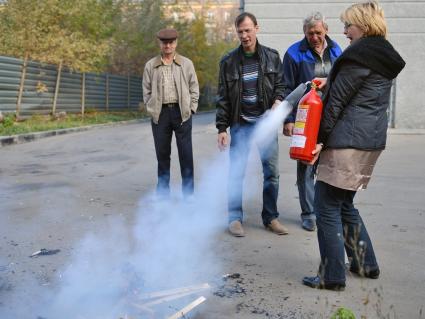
<box><xmin>52</xmin><ymin>60</ymin><xmax>63</xmax><ymax>115</ymax></box>
<box><xmin>16</xmin><ymin>52</ymin><xmax>29</xmax><ymax>117</ymax></box>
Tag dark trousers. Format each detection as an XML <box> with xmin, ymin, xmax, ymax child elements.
<box><xmin>315</xmin><ymin>181</ymin><xmax>379</xmax><ymax>283</ymax></box>
<box><xmin>151</xmin><ymin>105</ymin><xmax>194</xmax><ymax>198</ymax></box>
<box><xmin>297</xmin><ymin>161</ymin><xmax>315</xmax><ymax>220</ymax></box>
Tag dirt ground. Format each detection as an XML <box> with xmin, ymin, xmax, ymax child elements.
<box><xmin>1</xmin><ymin>113</ymin><xmax>424</xmax><ymax>319</ymax></box>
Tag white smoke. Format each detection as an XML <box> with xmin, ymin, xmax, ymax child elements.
<box><xmin>1</xmin><ymin>101</ymin><xmax>293</xmax><ymax>319</ymax></box>
<box><xmin>252</xmin><ymin>100</ymin><xmax>293</xmax><ymax>148</ymax></box>
<box><xmin>36</xmin><ymin>152</ymin><xmax>230</xmax><ymax>319</ymax></box>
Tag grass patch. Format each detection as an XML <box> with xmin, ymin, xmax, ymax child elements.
<box><xmin>0</xmin><ymin>110</ymin><xmax>148</xmax><ymax>136</ymax></box>
<box><xmin>330</xmin><ymin>307</ymin><xmax>356</xmax><ymax>319</ymax></box>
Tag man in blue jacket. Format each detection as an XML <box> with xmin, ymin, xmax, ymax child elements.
<box><xmin>282</xmin><ymin>12</ymin><xmax>342</xmax><ymax>231</ymax></box>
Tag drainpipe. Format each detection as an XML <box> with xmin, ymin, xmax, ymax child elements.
<box><xmin>239</xmin><ymin>0</ymin><xmax>244</xmax><ymax>12</ymax></box>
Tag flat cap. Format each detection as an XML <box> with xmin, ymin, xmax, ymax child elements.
<box><xmin>157</xmin><ymin>28</ymin><xmax>178</xmax><ymax>40</ymax></box>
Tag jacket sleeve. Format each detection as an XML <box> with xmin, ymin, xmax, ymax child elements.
<box><xmin>215</xmin><ymin>59</ymin><xmax>231</xmax><ymax>133</ymax></box>
<box><xmin>188</xmin><ymin>60</ymin><xmax>200</xmax><ymax>113</ymax></box>
<box><xmin>318</xmin><ymin>62</ymin><xmax>371</xmax><ymax>145</ymax></box>
<box><xmin>282</xmin><ymin>52</ymin><xmax>299</xmax><ymax>124</ymax></box>
<box><xmin>272</xmin><ymin>54</ymin><xmax>286</xmax><ymax>102</ymax></box>
<box><xmin>142</xmin><ymin>62</ymin><xmax>152</xmax><ymax>105</ymax></box>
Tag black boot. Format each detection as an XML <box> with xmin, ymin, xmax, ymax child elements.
<box><xmin>302</xmin><ymin>276</ymin><xmax>345</xmax><ymax>291</ymax></box>
<box><xmin>349</xmin><ymin>267</ymin><xmax>380</xmax><ymax>279</ymax></box>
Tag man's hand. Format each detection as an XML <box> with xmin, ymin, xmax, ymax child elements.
<box><xmin>302</xmin><ymin>143</ymin><xmax>323</xmax><ymax>165</ymax></box>
<box><xmin>271</xmin><ymin>100</ymin><xmax>281</xmax><ymax>110</ymax></box>
<box><xmin>283</xmin><ymin>123</ymin><xmax>294</xmax><ymax>136</ymax></box>
<box><xmin>217</xmin><ymin>132</ymin><xmax>228</xmax><ymax>151</ymax></box>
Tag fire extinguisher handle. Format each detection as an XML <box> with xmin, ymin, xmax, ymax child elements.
<box><xmin>312</xmin><ymin>79</ymin><xmax>322</xmax><ymax>87</ymax></box>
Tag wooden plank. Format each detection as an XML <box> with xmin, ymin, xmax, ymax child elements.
<box><xmin>138</xmin><ymin>289</ymin><xmax>204</xmax><ymax>308</ymax></box>
<box><xmin>166</xmin><ymin>296</ymin><xmax>206</xmax><ymax>319</ymax></box>
<box><xmin>52</xmin><ymin>60</ymin><xmax>63</xmax><ymax>114</ymax></box>
<box><xmin>81</xmin><ymin>72</ymin><xmax>86</xmax><ymax>116</ymax></box>
<box><xmin>16</xmin><ymin>53</ymin><xmax>28</xmax><ymax>117</ymax></box>
<box><xmin>137</xmin><ymin>283</ymin><xmax>210</xmax><ymax>301</ymax></box>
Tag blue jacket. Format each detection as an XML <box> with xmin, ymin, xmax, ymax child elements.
<box><xmin>282</xmin><ymin>36</ymin><xmax>342</xmax><ymax>123</ymax></box>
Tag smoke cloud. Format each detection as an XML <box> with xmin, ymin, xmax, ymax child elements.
<box><xmin>1</xmin><ymin>101</ymin><xmax>293</xmax><ymax>318</ymax></box>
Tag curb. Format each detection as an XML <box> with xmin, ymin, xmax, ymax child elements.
<box><xmin>0</xmin><ymin>118</ymin><xmax>149</xmax><ymax>148</ymax></box>
<box><xmin>387</xmin><ymin>128</ymin><xmax>425</xmax><ymax>135</ymax></box>
<box><xmin>2</xmin><ymin>115</ymin><xmax>423</xmax><ymax>148</ymax></box>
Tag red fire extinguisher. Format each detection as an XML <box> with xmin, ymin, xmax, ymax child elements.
<box><xmin>289</xmin><ymin>80</ymin><xmax>323</xmax><ymax>162</ymax></box>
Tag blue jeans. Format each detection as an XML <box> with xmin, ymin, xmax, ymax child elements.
<box><xmin>151</xmin><ymin>105</ymin><xmax>194</xmax><ymax>198</ymax></box>
<box><xmin>297</xmin><ymin>161</ymin><xmax>315</xmax><ymax>220</ymax></box>
<box><xmin>228</xmin><ymin>123</ymin><xmax>280</xmax><ymax>225</ymax></box>
<box><xmin>315</xmin><ymin>181</ymin><xmax>379</xmax><ymax>283</ymax></box>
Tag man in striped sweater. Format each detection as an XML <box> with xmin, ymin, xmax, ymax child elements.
<box><xmin>216</xmin><ymin>12</ymin><xmax>287</xmax><ymax>237</ymax></box>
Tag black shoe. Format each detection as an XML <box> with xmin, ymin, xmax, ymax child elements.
<box><xmin>349</xmin><ymin>267</ymin><xmax>380</xmax><ymax>279</ymax></box>
<box><xmin>302</xmin><ymin>219</ymin><xmax>316</xmax><ymax>231</ymax></box>
<box><xmin>302</xmin><ymin>276</ymin><xmax>345</xmax><ymax>291</ymax></box>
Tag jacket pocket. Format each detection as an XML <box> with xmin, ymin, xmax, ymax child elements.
<box><xmin>225</xmin><ymin>72</ymin><xmax>239</xmax><ymax>83</ymax></box>
<box><xmin>225</xmin><ymin>72</ymin><xmax>239</xmax><ymax>98</ymax></box>
<box><xmin>263</xmin><ymin>67</ymin><xmax>278</xmax><ymax>104</ymax></box>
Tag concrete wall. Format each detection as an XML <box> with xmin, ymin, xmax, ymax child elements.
<box><xmin>243</xmin><ymin>0</ymin><xmax>425</xmax><ymax>129</ymax></box>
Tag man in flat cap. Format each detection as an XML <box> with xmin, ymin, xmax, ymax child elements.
<box><xmin>143</xmin><ymin>28</ymin><xmax>199</xmax><ymax>200</ymax></box>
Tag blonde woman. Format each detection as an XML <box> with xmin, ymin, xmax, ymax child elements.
<box><xmin>303</xmin><ymin>1</ymin><xmax>405</xmax><ymax>291</ymax></box>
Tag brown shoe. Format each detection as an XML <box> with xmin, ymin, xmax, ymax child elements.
<box><xmin>228</xmin><ymin>220</ymin><xmax>245</xmax><ymax>237</ymax></box>
<box><xmin>266</xmin><ymin>219</ymin><xmax>289</xmax><ymax>235</ymax></box>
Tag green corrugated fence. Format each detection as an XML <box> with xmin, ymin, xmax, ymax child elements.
<box><xmin>0</xmin><ymin>55</ymin><xmax>142</xmax><ymax>116</ymax></box>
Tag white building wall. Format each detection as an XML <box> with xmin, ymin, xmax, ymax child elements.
<box><xmin>243</xmin><ymin>0</ymin><xmax>425</xmax><ymax>129</ymax></box>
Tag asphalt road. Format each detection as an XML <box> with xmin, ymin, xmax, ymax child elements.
<box><xmin>0</xmin><ymin>112</ymin><xmax>424</xmax><ymax>319</ymax></box>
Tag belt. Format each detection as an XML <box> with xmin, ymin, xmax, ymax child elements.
<box><xmin>163</xmin><ymin>103</ymin><xmax>179</xmax><ymax>108</ymax></box>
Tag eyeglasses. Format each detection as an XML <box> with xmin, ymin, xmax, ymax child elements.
<box><xmin>344</xmin><ymin>22</ymin><xmax>353</xmax><ymax>29</ymax></box>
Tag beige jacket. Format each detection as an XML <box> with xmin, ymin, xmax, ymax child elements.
<box><xmin>142</xmin><ymin>53</ymin><xmax>199</xmax><ymax>124</ymax></box>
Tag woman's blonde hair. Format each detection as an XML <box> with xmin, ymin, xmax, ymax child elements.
<box><xmin>341</xmin><ymin>1</ymin><xmax>387</xmax><ymax>37</ymax></box>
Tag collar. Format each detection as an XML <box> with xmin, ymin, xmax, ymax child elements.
<box><xmin>238</xmin><ymin>40</ymin><xmax>261</xmax><ymax>58</ymax></box>
<box><xmin>317</xmin><ymin>40</ymin><xmax>328</xmax><ymax>57</ymax></box>
<box><xmin>333</xmin><ymin>36</ymin><xmax>405</xmax><ymax>80</ymax></box>
<box><xmin>153</xmin><ymin>53</ymin><xmax>183</xmax><ymax>68</ymax></box>
<box><xmin>299</xmin><ymin>35</ymin><xmax>334</xmax><ymax>53</ymax></box>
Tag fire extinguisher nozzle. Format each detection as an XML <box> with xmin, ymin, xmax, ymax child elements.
<box><xmin>284</xmin><ymin>82</ymin><xmax>308</xmax><ymax>110</ymax></box>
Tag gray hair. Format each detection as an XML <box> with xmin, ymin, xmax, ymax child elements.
<box><xmin>303</xmin><ymin>12</ymin><xmax>328</xmax><ymax>32</ymax></box>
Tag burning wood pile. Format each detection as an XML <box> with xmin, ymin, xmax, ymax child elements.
<box><xmin>121</xmin><ymin>283</ymin><xmax>210</xmax><ymax>319</ymax></box>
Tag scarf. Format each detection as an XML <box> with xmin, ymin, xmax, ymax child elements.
<box><xmin>330</xmin><ymin>36</ymin><xmax>405</xmax><ymax>80</ymax></box>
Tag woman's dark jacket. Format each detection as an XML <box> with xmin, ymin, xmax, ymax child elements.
<box><xmin>318</xmin><ymin>36</ymin><xmax>405</xmax><ymax>150</ymax></box>
<box><xmin>216</xmin><ymin>42</ymin><xmax>285</xmax><ymax>133</ymax></box>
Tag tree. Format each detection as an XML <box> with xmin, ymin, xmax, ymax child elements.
<box><xmin>0</xmin><ymin>0</ymin><xmax>120</xmax><ymax>114</ymax></box>
<box><xmin>108</xmin><ymin>0</ymin><xmax>237</xmax><ymax>107</ymax></box>
<box><xmin>176</xmin><ymin>16</ymin><xmax>236</xmax><ymax>108</ymax></box>
<box><xmin>0</xmin><ymin>0</ymin><xmax>119</xmax><ymax>72</ymax></box>
<box><xmin>109</xmin><ymin>0</ymin><xmax>167</xmax><ymax>75</ymax></box>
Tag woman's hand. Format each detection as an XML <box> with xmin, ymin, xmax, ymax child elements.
<box><xmin>312</xmin><ymin>77</ymin><xmax>327</xmax><ymax>90</ymax></box>
<box><xmin>302</xmin><ymin>143</ymin><xmax>323</xmax><ymax>165</ymax></box>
